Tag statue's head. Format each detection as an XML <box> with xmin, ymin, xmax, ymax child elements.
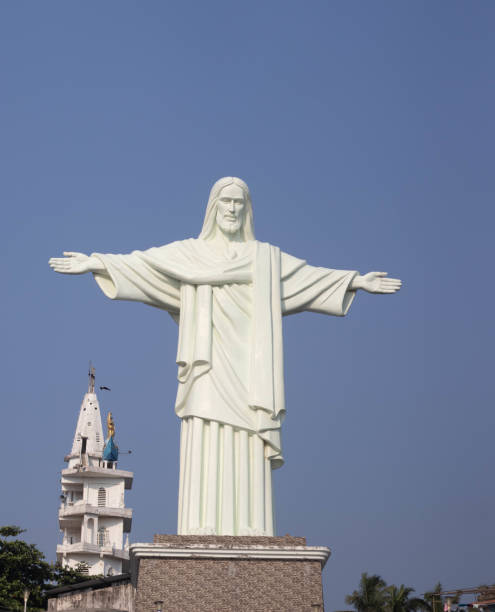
<box><xmin>199</xmin><ymin>177</ymin><xmax>255</xmax><ymax>241</ymax></box>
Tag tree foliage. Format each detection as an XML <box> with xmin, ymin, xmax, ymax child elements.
<box><xmin>345</xmin><ymin>572</ymin><xmax>429</xmax><ymax>612</ymax></box>
<box><xmin>345</xmin><ymin>573</ymin><xmax>387</xmax><ymax>612</ymax></box>
<box><xmin>0</xmin><ymin>526</ymin><xmax>52</xmax><ymax>610</ymax></box>
<box><xmin>385</xmin><ymin>584</ymin><xmax>428</xmax><ymax>612</ymax></box>
<box><xmin>0</xmin><ymin>526</ymin><xmax>91</xmax><ymax>611</ymax></box>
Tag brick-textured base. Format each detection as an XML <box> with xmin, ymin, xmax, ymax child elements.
<box><xmin>132</xmin><ymin>535</ymin><xmax>329</xmax><ymax>612</ymax></box>
<box><xmin>46</xmin><ymin>535</ymin><xmax>330</xmax><ymax>612</ymax></box>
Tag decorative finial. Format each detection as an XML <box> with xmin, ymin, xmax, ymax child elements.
<box><xmin>107</xmin><ymin>412</ymin><xmax>115</xmax><ymax>439</ymax></box>
<box><xmin>88</xmin><ymin>362</ymin><xmax>96</xmax><ymax>393</ymax></box>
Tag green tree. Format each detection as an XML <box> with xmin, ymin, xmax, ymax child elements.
<box><xmin>384</xmin><ymin>584</ymin><xmax>427</xmax><ymax>612</ymax></box>
<box><xmin>345</xmin><ymin>572</ymin><xmax>387</xmax><ymax>612</ymax></box>
<box><xmin>0</xmin><ymin>526</ymin><xmax>52</xmax><ymax>610</ymax></box>
<box><xmin>0</xmin><ymin>526</ymin><xmax>91</xmax><ymax>610</ymax></box>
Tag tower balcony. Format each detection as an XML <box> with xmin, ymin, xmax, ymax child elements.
<box><xmin>61</xmin><ymin>465</ymin><xmax>133</xmax><ymax>489</ymax></box>
<box><xmin>56</xmin><ymin>542</ymin><xmax>130</xmax><ymax>560</ymax></box>
<box><xmin>59</xmin><ymin>504</ymin><xmax>132</xmax><ymax>532</ymax></box>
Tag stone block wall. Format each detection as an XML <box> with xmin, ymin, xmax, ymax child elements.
<box><xmin>134</xmin><ymin>535</ymin><xmax>325</xmax><ymax>612</ymax></box>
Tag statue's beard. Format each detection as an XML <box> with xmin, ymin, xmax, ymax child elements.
<box><xmin>217</xmin><ymin>216</ymin><xmax>242</xmax><ymax>236</ymax></box>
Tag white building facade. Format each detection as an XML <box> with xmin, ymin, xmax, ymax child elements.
<box><xmin>57</xmin><ymin>372</ymin><xmax>133</xmax><ymax>576</ymax></box>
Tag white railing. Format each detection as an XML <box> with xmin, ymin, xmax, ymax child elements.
<box><xmin>57</xmin><ymin>542</ymin><xmax>130</xmax><ymax>559</ymax></box>
<box><xmin>59</xmin><ymin>503</ymin><xmax>132</xmax><ymax>517</ymax></box>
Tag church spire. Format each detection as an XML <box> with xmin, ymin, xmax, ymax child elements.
<box><xmin>68</xmin><ymin>366</ymin><xmax>104</xmax><ymax>464</ymax></box>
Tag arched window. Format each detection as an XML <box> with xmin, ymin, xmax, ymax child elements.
<box><xmin>87</xmin><ymin>518</ymin><xmax>94</xmax><ymax>544</ymax></box>
<box><xmin>97</xmin><ymin>527</ymin><xmax>108</xmax><ymax>547</ymax></box>
<box><xmin>97</xmin><ymin>487</ymin><xmax>106</xmax><ymax>507</ymax></box>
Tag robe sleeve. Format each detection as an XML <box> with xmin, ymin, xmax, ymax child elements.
<box><xmin>280</xmin><ymin>251</ymin><xmax>358</xmax><ymax>317</ymax></box>
<box><xmin>90</xmin><ymin>250</ymin><xmax>181</xmax><ymax>316</ymax></box>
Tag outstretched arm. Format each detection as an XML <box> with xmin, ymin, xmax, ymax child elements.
<box><xmin>48</xmin><ymin>252</ymin><xmax>105</xmax><ymax>275</ymax></box>
<box><xmin>49</xmin><ymin>249</ymin><xmax>181</xmax><ymax>313</ymax></box>
<box><xmin>280</xmin><ymin>251</ymin><xmax>402</xmax><ymax>317</ymax></box>
<box><xmin>350</xmin><ymin>271</ymin><xmax>402</xmax><ymax>294</ymax></box>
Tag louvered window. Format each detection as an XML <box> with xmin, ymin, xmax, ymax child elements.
<box><xmin>97</xmin><ymin>487</ymin><xmax>106</xmax><ymax>507</ymax></box>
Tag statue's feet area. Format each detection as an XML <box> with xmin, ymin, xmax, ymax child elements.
<box><xmin>183</xmin><ymin>527</ymin><xmax>274</xmax><ymax>537</ymax></box>
<box><xmin>153</xmin><ymin>533</ymin><xmax>307</xmax><ymax>546</ymax></box>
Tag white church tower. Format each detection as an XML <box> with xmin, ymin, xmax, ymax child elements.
<box><xmin>57</xmin><ymin>366</ymin><xmax>133</xmax><ymax>576</ymax></box>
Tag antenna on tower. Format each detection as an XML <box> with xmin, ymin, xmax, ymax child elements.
<box><xmin>88</xmin><ymin>362</ymin><xmax>96</xmax><ymax>393</ymax></box>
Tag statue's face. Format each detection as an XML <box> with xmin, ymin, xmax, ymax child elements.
<box><xmin>216</xmin><ymin>183</ymin><xmax>246</xmax><ymax>235</ymax></box>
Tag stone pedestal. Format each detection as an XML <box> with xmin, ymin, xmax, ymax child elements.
<box><xmin>47</xmin><ymin>535</ymin><xmax>331</xmax><ymax>612</ymax></box>
<box><xmin>130</xmin><ymin>535</ymin><xmax>330</xmax><ymax>612</ymax></box>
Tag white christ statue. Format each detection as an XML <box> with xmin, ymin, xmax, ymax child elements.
<box><xmin>49</xmin><ymin>176</ymin><xmax>401</xmax><ymax>537</ymax></box>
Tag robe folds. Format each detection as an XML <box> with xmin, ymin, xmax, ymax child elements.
<box><xmin>92</xmin><ymin>239</ymin><xmax>357</xmax><ymax>535</ymax></box>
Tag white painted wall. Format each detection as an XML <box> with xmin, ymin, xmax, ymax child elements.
<box><xmin>98</xmin><ymin>517</ymin><xmax>124</xmax><ymax>549</ymax></box>
<box><xmin>63</xmin><ymin>554</ymin><xmax>104</xmax><ymax>575</ymax></box>
<box><xmin>87</xmin><ymin>479</ymin><xmax>122</xmax><ymax>507</ymax></box>
<box><xmin>103</xmin><ymin>557</ymin><xmax>122</xmax><ymax>577</ymax></box>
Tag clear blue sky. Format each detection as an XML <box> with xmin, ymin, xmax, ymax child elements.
<box><xmin>1</xmin><ymin>2</ymin><xmax>494</xmax><ymax>609</ymax></box>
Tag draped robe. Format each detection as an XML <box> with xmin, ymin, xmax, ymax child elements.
<box><xmin>91</xmin><ymin>238</ymin><xmax>357</xmax><ymax>535</ymax></box>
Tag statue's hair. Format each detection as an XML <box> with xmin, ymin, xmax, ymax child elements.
<box><xmin>198</xmin><ymin>177</ymin><xmax>255</xmax><ymax>241</ymax></box>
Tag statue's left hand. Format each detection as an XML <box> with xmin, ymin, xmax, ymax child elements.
<box><xmin>48</xmin><ymin>252</ymin><xmax>103</xmax><ymax>274</ymax></box>
<box><xmin>352</xmin><ymin>272</ymin><xmax>402</xmax><ymax>294</ymax></box>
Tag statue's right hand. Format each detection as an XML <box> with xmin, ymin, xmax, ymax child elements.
<box><xmin>48</xmin><ymin>252</ymin><xmax>92</xmax><ymax>275</ymax></box>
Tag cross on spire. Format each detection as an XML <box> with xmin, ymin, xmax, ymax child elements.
<box><xmin>88</xmin><ymin>362</ymin><xmax>96</xmax><ymax>393</ymax></box>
